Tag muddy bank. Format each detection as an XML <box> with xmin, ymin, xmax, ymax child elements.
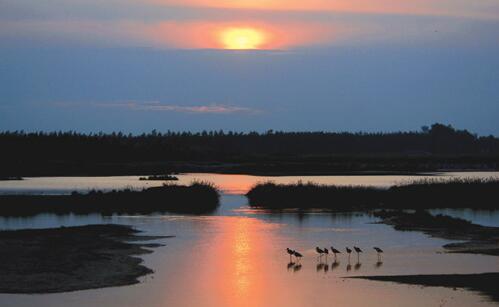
<box><xmin>351</xmin><ymin>273</ymin><xmax>499</xmax><ymax>303</ymax></box>
<box><xmin>375</xmin><ymin>210</ymin><xmax>499</xmax><ymax>256</ymax></box>
<box><xmin>0</xmin><ymin>224</ymin><xmax>171</xmax><ymax>293</ymax></box>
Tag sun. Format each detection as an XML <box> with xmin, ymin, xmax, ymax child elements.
<box><xmin>220</xmin><ymin>28</ymin><xmax>266</xmax><ymax>50</ymax></box>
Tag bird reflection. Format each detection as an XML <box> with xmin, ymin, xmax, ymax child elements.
<box><xmin>354</xmin><ymin>262</ymin><xmax>362</xmax><ymax>270</ymax></box>
<box><xmin>293</xmin><ymin>264</ymin><xmax>302</xmax><ymax>272</ymax></box>
<box><xmin>324</xmin><ymin>263</ymin><xmax>329</xmax><ymax>273</ymax></box>
<box><xmin>286</xmin><ymin>262</ymin><xmax>302</xmax><ymax>273</ymax></box>
<box><xmin>346</xmin><ymin>264</ymin><xmax>352</xmax><ymax>272</ymax></box>
<box><xmin>316</xmin><ymin>262</ymin><xmax>325</xmax><ymax>272</ymax></box>
<box><xmin>374</xmin><ymin>261</ymin><xmax>383</xmax><ymax>269</ymax></box>
<box><xmin>331</xmin><ymin>261</ymin><xmax>340</xmax><ymax>270</ymax></box>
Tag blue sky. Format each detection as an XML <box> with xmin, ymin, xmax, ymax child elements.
<box><xmin>1</xmin><ymin>0</ymin><xmax>498</xmax><ymax>134</ymax></box>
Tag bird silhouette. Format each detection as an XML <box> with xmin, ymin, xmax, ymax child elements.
<box><xmin>286</xmin><ymin>248</ymin><xmax>295</xmax><ymax>261</ymax></box>
<box><xmin>354</xmin><ymin>246</ymin><xmax>362</xmax><ymax>262</ymax></box>
<box><xmin>323</xmin><ymin>247</ymin><xmax>329</xmax><ymax>260</ymax></box>
<box><xmin>316</xmin><ymin>247</ymin><xmax>325</xmax><ymax>260</ymax></box>
<box><xmin>346</xmin><ymin>247</ymin><xmax>352</xmax><ymax>262</ymax></box>
<box><xmin>293</xmin><ymin>250</ymin><xmax>303</xmax><ymax>261</ymax></box>
<box><xmin>330</xmin><ymin>246</ymin><xmax>341</xmax><ymax>260</ymax></box>
<box><xmin>373</xmin><ymin>247</ymin><xmax>383</xmax><ymax>261</ymax></box>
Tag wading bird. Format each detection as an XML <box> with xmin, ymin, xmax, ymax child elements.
<box><xmin>293</xmin><ymin>250</ymin><xmax>303</xmax><ymax>261</ymax></box>
<box><xmin>323</xmin><ymin>247</ymin><xmax>329</xmax><ymax>260</ymax></box>
<box><xmin>330</xmin><ymin>246</ymin><xmax>341</xmax><ymax>260</ymax></box>
<box><xmin>316</xmin><ymin>247</ymin><xmax>325</xmax><ymax>259</ymax></box>
<box><xmin>354</xmin><ymin>246</ymin><xmax>362</xmax><ymax>261</ymax></box>
<box><xmin>346</xmin><ymin>247</ymin><xmax>352</xmax><ymax>261</ymax></box>
<box><xmin>286</xmin><ymin>248</ymin><xmax>295</xmax><ymax>261</ymax></box>
<box><xmin>373</xmin><ymin>247</ymin><xmax>383</xmax><ymax>261</ymax></box>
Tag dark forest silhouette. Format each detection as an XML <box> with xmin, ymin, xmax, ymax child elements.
<box><xmin>1</xmin><ymin>123</ymin><xmax>498</xmax><ymax>176</ymax></box>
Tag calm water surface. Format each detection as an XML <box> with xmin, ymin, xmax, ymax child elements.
<box><xmin>0</xmin><ymin>173</ymin><xmax>498</xmax><ymax>307</ymax></box>
<box><xmin>1</xmin><ymin>171</ymin><xmax>498</xmax><ymax>195</ymax></box>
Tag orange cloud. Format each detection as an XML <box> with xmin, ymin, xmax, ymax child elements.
<box><xmin>147</xmin><ymin>0</ymin><xmax>499</xmax><ymax>20</ymax></box>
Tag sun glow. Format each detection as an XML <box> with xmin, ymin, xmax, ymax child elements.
<box><xmin>220</xmin><ymin>27</ymin><xmax>266</xmax><ymax>49</ymax></box>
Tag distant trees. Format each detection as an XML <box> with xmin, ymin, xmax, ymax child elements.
<box><xmin>0</xmin><ymin>123</ymin><xmax>498</xmax><ymax>171</ymax></box>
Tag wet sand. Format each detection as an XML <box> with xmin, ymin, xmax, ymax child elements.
<box><xmin>351</xmin><ymin>273</ymin><xmax>499</xmax><ymax>303</ymax></box>
<box><xmin>0</xmin><ymin>224</ymin><xmax>171</xmax><ymax>293</ymax></box>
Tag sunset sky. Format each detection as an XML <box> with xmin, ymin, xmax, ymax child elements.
<box><xmin>1</xmin><ymin>0</ymin><xmax>498</xmax><ymax>134</ymax></box>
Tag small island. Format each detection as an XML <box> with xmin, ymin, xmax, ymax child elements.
<box><xmin>0</xmin><ymin>176</ymin><xmax>23</xmax><ymax>181</ymax></box>
<box><xmin>0</xmin><ymin>182</ymin><xmax>220</xmax><ymax>216</ymax></box>
<box><xmin>139</xmin><ymin>174</ymin><xmax>179</xmax><ymax>181</ymax></box>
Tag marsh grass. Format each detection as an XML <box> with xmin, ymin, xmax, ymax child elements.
<box><xmin>246</xmin><ymin>178</ymin><xmax>499</xmax><ymax>210</ymax></box>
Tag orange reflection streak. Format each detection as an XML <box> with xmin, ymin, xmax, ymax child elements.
<box><xmin>232</xmin><ymin>219</ymin><xmax>251</xmax><ymax>297</ymax></box>
<box><xmin>180</xmin><ymin>217</ymin><xmax>281</xmax><ymax>307</ymax></box>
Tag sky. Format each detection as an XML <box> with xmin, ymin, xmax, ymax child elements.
<box><xmin>1</xmin><ymin>0</ymin><xmax>498</xmax><ymax>135</ymax></box>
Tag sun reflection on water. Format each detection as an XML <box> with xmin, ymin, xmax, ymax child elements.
<box><xmin>233</xmin><ymin>219</ymin><xmax>251</xmax><ymax>297</ymax></box>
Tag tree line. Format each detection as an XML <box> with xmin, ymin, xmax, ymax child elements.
<box><xmin>1</xmin><ymin>124</ymin><xmax>498</xmax><ymax>163</ymax></box>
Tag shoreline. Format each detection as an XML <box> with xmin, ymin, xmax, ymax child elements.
<box><xmin>1</xmin><ymin>168</ymin><xmax>497</xmax><ymax>180</ymax></box>
<box><xmin>374</xmin><ymin>210</ymin><xmax>499</xmax><ymax>256</ymax></box>
<box><xmin>350</xmin><ymin>273</ymin><xmax>499</xmax><ymax>303</ymax></box>
<box><xmin>1</xmin><ymin>159</ymin><xmax>498</xmax><ymax>178</ymax></box>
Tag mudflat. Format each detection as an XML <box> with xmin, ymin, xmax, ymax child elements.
<box><xmin>350</xmin><ymin>273</ymin><xmax>499</xmax><ymax>303</ymax></box>
<box><xmin>0</xmin><ymin>224</ymin><xmax>171</xmax><ymax>293</ymax></box>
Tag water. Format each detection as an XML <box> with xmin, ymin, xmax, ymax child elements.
<box><xmin>1</xmin><ymin>171</ymin><xmax>498</xmax><ymax>195</ymax></box>
<box><xmin>0</xmin><ymin>173</ymin><xmax>498</xmax><ymax>307</ymax></box>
